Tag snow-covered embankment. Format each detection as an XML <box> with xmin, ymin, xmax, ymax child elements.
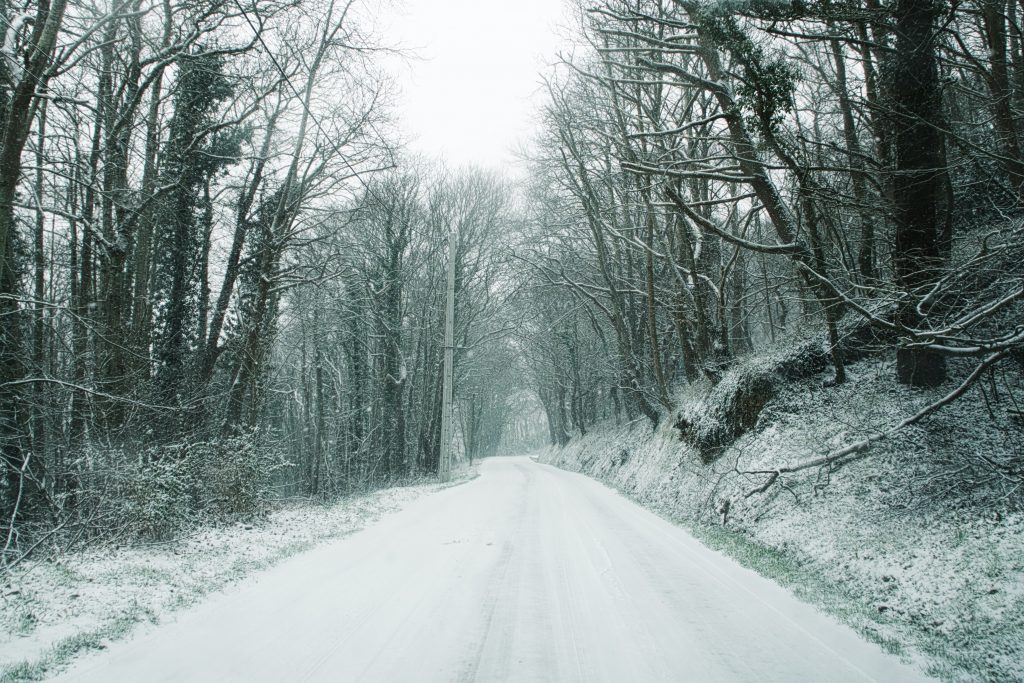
<box><xmin>540</xmin><ymin>349</ymin><xmax>1024</xmax><ymax>683</ymax></box>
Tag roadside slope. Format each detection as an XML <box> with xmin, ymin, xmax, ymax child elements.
<box><xmin>540</xmin><ymin>352</ymin><xmax>1024</xmax><ymax>683</ymax></box>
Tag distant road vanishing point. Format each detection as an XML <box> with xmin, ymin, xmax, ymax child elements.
<box><xmin>53</xmin><ymin>457</ymin><xmax>933</xmax><ymax>682</ymax></box>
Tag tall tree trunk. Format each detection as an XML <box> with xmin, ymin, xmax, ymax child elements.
<box><xmin>982</xmin><ymin>0</ymin><xmax>1024</xmax><ymax>198</ymax></box>
<box><xmin>0</xmin><ymin>0</ymin><xmax>69</xmax><ymax>519</ymax></box>
<box><xmin>31</xmin><ymin>99</ymin><xmax>48</xmax><ymax>479</ymax></box>
<box><xmin>892</xmin><ymin>0</ymin><xmax>948</xmax><ymax>386</ymax></box>
<box><xmin>642</xmin><ymin>185</ymin><xmax>671</xmax><ymax>408</ymax></box>
<box><xmin>199</xmin><ymin>110</ymin><xmax>280</xmax><ymax>387</ymax></box>
<box><xmin>129</xmin><ymin>0</ymin><xmax>174</xmax><ymax>377</ymax></box>
<box><xmin>830</xmin><ymin>36</ymin><xmax>876</xmax><ymax>283</ymax></box>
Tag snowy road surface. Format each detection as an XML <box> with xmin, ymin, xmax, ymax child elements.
<box><xmin>53</xmin><ymin>457</ymin><xmax>932</xmax><ymax>682</ymax></box>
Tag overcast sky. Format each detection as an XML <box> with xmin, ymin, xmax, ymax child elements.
<box><xmin>381</xmin><ymin>0</ymin><xmax>571</xmax><ymax>172</ymax></box>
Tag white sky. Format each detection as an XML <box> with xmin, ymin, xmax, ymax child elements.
<box><xmin>381</xmin><ymin>0</ymin><xmax>571</xmax><ymax>172</ymax></box>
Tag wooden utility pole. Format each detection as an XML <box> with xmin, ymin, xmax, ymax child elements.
<box><xmin>439</xmin><ymin>227</ymin><xmax>456</xmax><ymax>481</ymax></box>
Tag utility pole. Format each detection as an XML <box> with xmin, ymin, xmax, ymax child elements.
<box><xmin>438</xmin><ymin>227</ymin><xmax>456</xmax><ymax>482</ymax></box>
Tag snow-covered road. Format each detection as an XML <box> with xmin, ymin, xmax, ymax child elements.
<box><xmin>53</xmin><ymin>457</ymin><xmax>932</xmax><ymax>682</ymax></box>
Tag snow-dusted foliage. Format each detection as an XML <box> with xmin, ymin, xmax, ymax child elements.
<box><xmin>65</xmin><ymin>436</ymin><xmax>290</xmax><ymax>543</ymax></box>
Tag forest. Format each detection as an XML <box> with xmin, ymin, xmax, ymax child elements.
<box><xmin>2</xmin><ymin>0</ymin><xmax>1023</xmax><ymax>559</ymax></box>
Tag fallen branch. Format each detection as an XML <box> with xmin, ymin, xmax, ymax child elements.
<box><xmin>742</xmin><ymin>350</ymin><xmax>1011</xmax><ymax>497</ymax></box>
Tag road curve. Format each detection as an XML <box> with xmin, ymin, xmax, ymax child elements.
<box><xmin>53</xmin><ymin>457</ymin><xmax>931</xmax><ymax>682</ymax></box>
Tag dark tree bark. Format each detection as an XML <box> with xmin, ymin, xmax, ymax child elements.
<box><xmin>892</xmin><ymin>0</ymin><xmax>948</xmax><ymax>386</ymax></box>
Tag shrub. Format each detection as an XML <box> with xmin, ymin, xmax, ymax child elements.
<box><xmin>72</xmin><ymin>446</ymin><xmax>199</xmax><ymax>542</ymax></box>
<box><xmin>190</xmin><ymin>436</ymin><xmax>290</xmax><ymax>519</ymax></box>
<box><xmin>67</xmin><ymin>435</ymin><xmax>290</xmax><ymax>543</ymax></box>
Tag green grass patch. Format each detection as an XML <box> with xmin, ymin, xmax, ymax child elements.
<box><xmin>0</xmin><ymin>606</ymin><xmax>154</xmax><ymax>683</ymax></box>
<box><xmin>678</xmin><ymin>517</ymin><xmax>906</xmax><ymax>655</ymax></box>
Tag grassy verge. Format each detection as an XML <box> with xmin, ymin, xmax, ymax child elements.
<box><xmin>0</xmin><ymin>608</ymin><xmax>154</xmax><ymax>683</ymax></box>
<box><xmin>681</xmin><ymin>518</ymin><xmax>907</xmax><ymax>656</ymax></box>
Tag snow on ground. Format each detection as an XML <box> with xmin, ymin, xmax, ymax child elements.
<box><xmin>0</xmin><ymin>469</ymin><xmax>476</xmax><ymax>682</ymax></box>
<box><xmin>540</xmin><ymin>352</ymin><xmax>1024</xmax><ymax>683</ymax></box>
<box><xmin>46</xmin><ymin>459</ymin><xmax>931</xmax><ymax>682</ymax></box>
